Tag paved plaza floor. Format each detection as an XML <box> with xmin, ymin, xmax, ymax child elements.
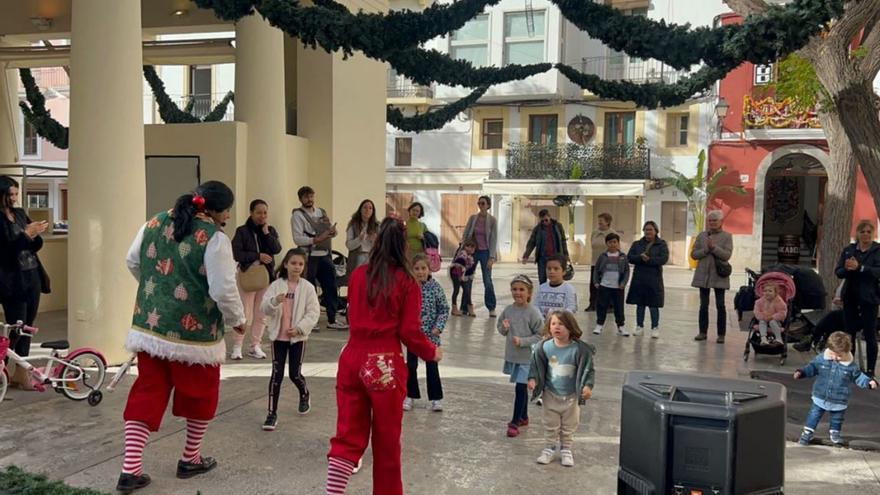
<box><xmin>2</xmin><ymin>264</ymin><xmax>880</xmax><ymax>494</ymax></box>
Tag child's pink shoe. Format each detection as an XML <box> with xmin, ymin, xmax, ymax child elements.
<box><xmin>506</xmin><ymin>423</ymin><xmax>520</xmax><ymax>437</ymax></box>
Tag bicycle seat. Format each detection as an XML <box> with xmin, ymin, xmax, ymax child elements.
<box><xmin>40</xmin><ymin>340</ymin><xmax>69</xmax><ymax>350</ymax></box>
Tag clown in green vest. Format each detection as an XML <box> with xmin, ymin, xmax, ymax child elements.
<box><xmin>116</xmin><ymin>181</ymin><xmax>246</xmax><ymax>494</ymax></box>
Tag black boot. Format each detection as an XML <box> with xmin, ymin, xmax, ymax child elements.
<box><xmin>176</xmin><ymin>456</ymin><xmax>217</xmax><ymax>479</ymax></box>
<box><xmin>116</xmin><ymin>473</ymin><xmax>151</xmax><ymax>494</ymax></box>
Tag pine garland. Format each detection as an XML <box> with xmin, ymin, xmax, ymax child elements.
<box><xmin>552</xmin><ymin>0</ymin><xmax>844</xmax><ymax>71</ymax></box>
<box><xmin>0</xmin><ymin>466</ymin><xmax>109</xmax><ymax>495</ymax></box>
<box><xmin>142</xmin><ymin>65</ymin><xmax>234</xmax><ymax>124</ymax></box>
<box><xmin>387</xmin><ymin>86</ymin><xmax>488</xmax><ymax>132</ymax></box>
<box><xmin>18</xmin><ymin>68</ymin><xmax>69</xmax><ymax>150</ymax></box>
<box><xmin>387</xmin><ymin>48</ymin><xmax>552</xmax><ymax>87</ymax></box>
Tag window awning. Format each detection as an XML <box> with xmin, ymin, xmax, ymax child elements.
<box><xmin>480</xmin><ymin>180</ymin><xmax>646</xmax><ymax>197</ymax></box>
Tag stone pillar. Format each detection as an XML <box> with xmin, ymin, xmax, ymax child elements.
<box><xmin>296</xmin><ymin>48</ymin><xmax>386</xmax><ymax>248</ymax></box>
<box><xmin>67</xmin><ymin>0</ymin><xmax>146</xmax><ymax>362</ymax></box>
<box><xmin>0</xmin><ymin>52</ymin><xmax>20</xmax><ymax>165</ymax></box>
<box><xmin>235</xmin><ymin>15</ymin><xmax>293</xmax><ymax>245</ymax></box>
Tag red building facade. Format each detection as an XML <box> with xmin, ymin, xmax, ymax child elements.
<box><xmin>707</xmin><ymin>13</ymin><xmax>878</xmax><ymax>270</ymax></box>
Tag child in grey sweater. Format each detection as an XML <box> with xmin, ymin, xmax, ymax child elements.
<box><xmin>497</xmin><ymin>274</ymin><xmax>544</xmax><ymax>438</ymax></box>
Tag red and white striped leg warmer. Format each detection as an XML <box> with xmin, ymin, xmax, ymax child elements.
<box><xmin>122</xmin><ymin>420</ymin><xmax>150</xmax><ymax>476</ymax></box>
<box><xmin>181</xmin><ymin>419</ymin><xmax>210</xmax><ymax>463</ymax></box>
<box><xmin>326</xmin><ymin>457</ymin><xmax>356</xmax><ymax>495</ymax></box>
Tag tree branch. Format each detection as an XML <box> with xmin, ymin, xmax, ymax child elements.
<box><xmin>860</xmin><ymin>7</ymin><xmax>880</xmax><ymax>77</ymax></box>
<box><xmin>723</xmin><ymin>0</ymin><xmax>770</xmax><ymax>17</ymax></box>
<box><xmin>827</xmin><ymin>0</ymin><xmax>880</xmax><ymax>54</ymax></box>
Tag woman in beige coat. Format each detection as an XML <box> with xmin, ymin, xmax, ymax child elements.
<box><xmin>691</xmin><ymin>210</ymin><xmax>733</xmax><ymax>343</ymax></box>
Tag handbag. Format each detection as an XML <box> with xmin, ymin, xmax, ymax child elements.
<box><xmin>238</xmin><ymin>233</ymin><xmax>270</xmax><ymax>292</ymax></box>
<box><xmin>36</xmin><ymin>256</ymin><xmax>51</xmax><ymax>294</ymax></box>
<box><xmin>714</xmin><ymin>256</ymin><xmax>732</xmax><ymax>278</ymax></box>
<box><xmin>563</xmin><ymin>262</ymin><xmax>575</xmax><ymax>281</ymax></box>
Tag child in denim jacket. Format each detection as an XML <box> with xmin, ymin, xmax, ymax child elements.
<box><xmin>794</xmin><ymin>331</ymin><xmax>878</xmax><ymax>445</ymax></box>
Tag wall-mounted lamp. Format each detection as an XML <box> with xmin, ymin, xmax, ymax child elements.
<box><xmin>171</xmin><ymin>9</ymin><xmax>189</xmax><ymax>16</ymax></box>
<box><xmin>714</xmin><ymin>98</ymin><xmax>730</xmax><ymax>139</ymax></box>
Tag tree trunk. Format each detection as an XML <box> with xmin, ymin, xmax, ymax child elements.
<box><xmin>833</xmin><ymin>81</ymin><xmax>880</xmax><ymax>216</ymax></box>
<box><xmin>816</xmin><ymin>111</ymin><xmax>858</xmax><ymax>306</ymax></box>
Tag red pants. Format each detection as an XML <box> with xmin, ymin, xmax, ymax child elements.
<box><xmin>329</xmin><ymin>340</ymin><xmax>408</xmax><ymax>495</ymax></box>
<box><xmin>123</xmin><ymin>352</ymin><xmax>221</xmax><ymax>432</ymax></box>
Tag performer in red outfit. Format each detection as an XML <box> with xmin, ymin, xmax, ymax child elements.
<box><xmin>326</xmin><ymin>217</ymin><xmax>442</xmax><ymax>495</ymax></box>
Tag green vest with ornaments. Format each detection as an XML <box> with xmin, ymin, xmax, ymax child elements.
<box><xmin>131</xmin><ymin>212</ymin><xmax>225</xmax><ymax>347</ymax></box>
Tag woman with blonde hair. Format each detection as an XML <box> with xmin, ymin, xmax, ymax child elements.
<box><xmin>835</xmin><ymin>219</ymin><xmax>880</xmax><ymax>376</ymax></box>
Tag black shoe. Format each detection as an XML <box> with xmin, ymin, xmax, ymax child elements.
<box><xmin>116</xmin><ymin>473</ymin><xmax>151</xmax><ymax>494</ymax></box>
<box><xmin>263</xmin><ymin>413</ymin><xmax>278</xmax><ymax>431</ymax></box>
<box><xmin>584</xmin><ymin>305</ymin><xmax>595</xmax><ymax>312</ymax></box>
<box><xmin>298</xmin><ymin>394</ymin><xmax>311</xmax><ymax>415</ymax></box>
<box><xmin>176</xmin><ymin>456</ymin><xmax>217</xmax><ymax>479</ymax></box>
<box><xmin>717</xmin><ymin>336</ymin><xmax>726</xmax><ymax>344</ymax></box>
<box><xmin>694</xmin><ymin>334</ymin><xmax>707</xmax><ymax>341</ymax></box>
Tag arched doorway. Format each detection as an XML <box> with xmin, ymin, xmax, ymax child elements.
<box><xmin>760</xmin><ymin>153</ymin><xmax>827</xmax><ymax>268</ymax></box>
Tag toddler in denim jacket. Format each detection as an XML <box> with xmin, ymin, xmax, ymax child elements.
<box><xmin>794</xmin><ymin>331</ymin><xmax>878</xmax><ymax>445</ymax></box>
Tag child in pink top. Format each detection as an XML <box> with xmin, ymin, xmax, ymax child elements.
<box><xmin>754</xmin><ymin>283</ymin><xmax>787</xmax><ymax>343</ymax></box>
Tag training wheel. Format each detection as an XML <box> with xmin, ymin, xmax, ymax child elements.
<box><xmin>87</xmin><ymin>390</ymin><xmax>103</xmax><ymax>406</ymax></box>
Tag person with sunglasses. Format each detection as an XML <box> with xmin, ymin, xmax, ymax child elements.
<box><xmin>461</xmin><ymin>196</ymin><xmax>498</xmax><ymax>316</ymax></box>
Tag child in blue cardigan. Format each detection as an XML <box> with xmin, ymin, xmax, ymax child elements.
<box><xmin>795</xmin><ymin>331</ymin><xmax>877</xmax><ymax>445</ymax></box>
<box><xmin>405</xmin><ymin>254</ymin><xmax>450</xmax><ymax>412</ymax></box>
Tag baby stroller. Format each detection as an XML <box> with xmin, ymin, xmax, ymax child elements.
<box><xmin>743</xmin><ymin>271</ymin><xmax>796</xmax><ymax>365</ymax></box>
<box><xmin>332</xmin><ymin>250</ymin><xmax>348</xmax><ymax>316</ymax></box>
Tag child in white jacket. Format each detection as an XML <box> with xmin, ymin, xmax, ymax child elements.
<box><xmin>260</xmin><ymin>248</ymin><xmax>320</xmax><ymax>431</ymax></box>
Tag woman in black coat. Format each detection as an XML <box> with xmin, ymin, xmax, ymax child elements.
<box><xmin>0</xmin><ymin>175</ymin><xmax>49</xmax><ymax>357</ymax></box>
<box><xmin>835</xmin><ymin>219</ymin><xmax>880</xmax><ymax>376</ymax></box>
<box><xmin>626</xmin><ymin>221</ymin><xmax>669</xmax><ymax>338</ymax></box>
<box><xmin>230</xmin><ymin>199</ymin><xmax>282</xmax><ymax>360</ymax></box>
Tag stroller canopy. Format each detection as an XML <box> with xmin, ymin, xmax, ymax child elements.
<box><xmin>755</xmin><ymin>271</ymin><xmax>796</xmax><ymax>303</ymax></box>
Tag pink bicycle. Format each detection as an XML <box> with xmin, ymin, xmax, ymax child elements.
<box><xmin>0</xmin><ymin>321</ymin><xmax>107</xmax><ymax>406</ymax></box>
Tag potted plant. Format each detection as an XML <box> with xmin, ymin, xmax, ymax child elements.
<box><xmin>663</xmin><ymin>150</ymin><xmax>746</xmax><ymax>268</ymax></box>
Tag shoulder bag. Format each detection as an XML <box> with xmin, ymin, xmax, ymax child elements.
<box><xmin>238</xmin><ymin>232</ymin><xmax>270</xmax><ymax>292</ymax></box>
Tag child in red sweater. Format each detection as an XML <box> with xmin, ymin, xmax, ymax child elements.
<box><xmin>326</xmin><ymin>217</ymin><xmax>442</xmax><ymax>495</ymax></box>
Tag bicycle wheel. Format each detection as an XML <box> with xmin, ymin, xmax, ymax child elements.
<box><xmin>0</xmin><ymin>367</ymin><xmax>7</xmax><ymax>404</ymax></box>
<box><xmin>60</xmin><ymin>352</ymin><xmax>106</xmax><ymax>401</ymax></box>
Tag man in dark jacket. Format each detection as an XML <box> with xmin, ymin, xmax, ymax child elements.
<box><xmin>521</xmin><ymin>209</ymin><xmax>569</xmax><ymax>285</ymax></box>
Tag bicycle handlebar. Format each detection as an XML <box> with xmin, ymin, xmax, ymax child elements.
<box><xmin>0</xmin><ymin>321</ymin><xmax>39</xmax><ymax>338</ymax></box>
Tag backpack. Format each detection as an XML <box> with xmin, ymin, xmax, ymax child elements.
<box><xmin>734</xmin><ymin>285</ymin><xmax>756</xmax><ymax>321</ymax></box>
<box><xmin>426</xmin><ymin>247</ymin><xmax>442</xmax><ymax>273</ymax></box>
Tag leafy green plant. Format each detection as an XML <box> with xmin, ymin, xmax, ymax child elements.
<box><xmin>0</xmin><ymin>466</ymin><xmax>109</xmax><ymax>495</ymax></box>
<box><xmin>663</xmin><ymin>150</ymin><xmax>746</xmax><ymax>232</ymax></box>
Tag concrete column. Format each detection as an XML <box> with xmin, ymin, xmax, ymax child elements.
<box><xmin>296</xmin><ymin>47</ymin><xmax>386</xmax><ymax>247</ymax></box>
<box><xmin>68</xmin><ymin>0</ymin><xmax>146</xmax><ymax>362</ymax></box>
<box><xmin>235</xmin><ymin>15</ymin><xmax>293</xmax><ymax>245</ymax></box>
<box><xmin>0</xmin><ymin>58</ymin><xmax>20</xmax><ymax>165</ymax></box>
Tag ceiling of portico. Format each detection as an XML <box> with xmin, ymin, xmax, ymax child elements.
<box><xmin>0</xmin><ymin>0</ymin><xmax>231</xmax><ymax>39</ymax></box>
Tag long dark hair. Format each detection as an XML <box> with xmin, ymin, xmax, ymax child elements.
<box><xmin>0</xmin><ymin>175</ymin><xmax>18</xmax><ymax>211</ymax></box>
<box><xmin>348</xmin><ymin>199</ymin><xmax>379</xmax><ymax>236</ymax></box>
<box><xmin>276</xmin><ymin>248</ymin><xmax>308</xmax><ymax>280</ymax></box>
<box><xmin>366</xmin><ymin>217</ymin><xmax>412</xmax><ymax>305</ymax></box>
<box><xmin>172</xmin><ymin>181</ymin><xmax>234</xmax><ymax>242</ymax></box>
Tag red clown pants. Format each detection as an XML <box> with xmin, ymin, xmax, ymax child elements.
<box><xmin>328</xmin><ymin>338</ymin><xmax>408</xmax><ymax>495</ymax></box>
<box><xmin>123</xmin><ymin>352</ymin><xmax>221</xmax><ymax>432</ymax></box>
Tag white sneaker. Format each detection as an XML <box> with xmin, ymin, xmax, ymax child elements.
<box><xmin>430</xmin><ymin>400</ymin><xmax>443</xmax><ymax>412</ymax></box>
<box><xmin>403</xmin><ymin>397</ymin><xmax>414</xmax><ymax>411</ymax></box>
<box><xmin>633</xmin><ymin>326</ymin><xmax>644</xmax><ymax>336</ymax></box>
<box><xmin>593</xmin><ymin>325</ymin><xmax>603</xmax><ymax>335</ymax></box>
<box><xmin>352</xmin><ymin>458</ymin><xmax>363</xmax><ymax>474</ymax></box>
<box><xmin>617</xmin><ymin>326</ymin><xmax>631</xmax><ymax>337</ymax></box>
<box><xmin>327</xmin><ymin>321</ymin><xmax>349</xmax><ymax>330</ymax></box>
<box><xmin>651</xmin><ymin>327</ymin><xmax>660</xmax><ymax>339</ymax></box>
<box><xmin>248</xmin><ymin>346</ymin><xmax>267</xmax><ymax>359</ymax></box>
<box><xmin>230</xmin><ymin>345</ymin><xmax>243</xmax><ymax>360</ymax></box>
<box><xmin>536</xmin><ymin>448</ymin><xmax>556</xmax><ymax>465</ymax></box>
<box><xmin>560</xmin><ymin>449</ymin><xmax>574</xmax><ymax>467</ymax></box>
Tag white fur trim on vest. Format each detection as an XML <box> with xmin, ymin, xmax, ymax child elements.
<box><xmin>125</xmin><ymin>328</ymin><xmax>226</xmax><ymax>365</ymax></box>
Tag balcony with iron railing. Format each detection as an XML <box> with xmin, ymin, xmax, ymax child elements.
<box><xmin>150</xmin><ymin>92</ymin><xmax>235</xmax><ymax>122</ymax></box>
<box><xmin>387</xmin><ymin>70</ymin><xmax>434</xmax><ymax>104</ymax></box>
<box><xmin>580</xmin><ymin>55</ymin><xmax>693</xmax><ymax>95</ymax></box>
<box><xmin>505</xmin><ymin>142</ymin><xmax>651</xmax><ymax>180</ymax></box>
<box><xmin>31</xmin><ymin>67</ymin><xmax>70</xmax><ymax>91</ymax></box>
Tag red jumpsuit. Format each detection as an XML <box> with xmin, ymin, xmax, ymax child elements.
<box><xmin>328</xmin><ymin>265</ymin><xmax>437</xmax><ymax>495</ymax></box>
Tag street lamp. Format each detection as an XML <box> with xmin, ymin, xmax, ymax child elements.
<box><xmin>714</xmin><ymin>98</ymin><xmax>730</xmax><ymax>138</ymax></box>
